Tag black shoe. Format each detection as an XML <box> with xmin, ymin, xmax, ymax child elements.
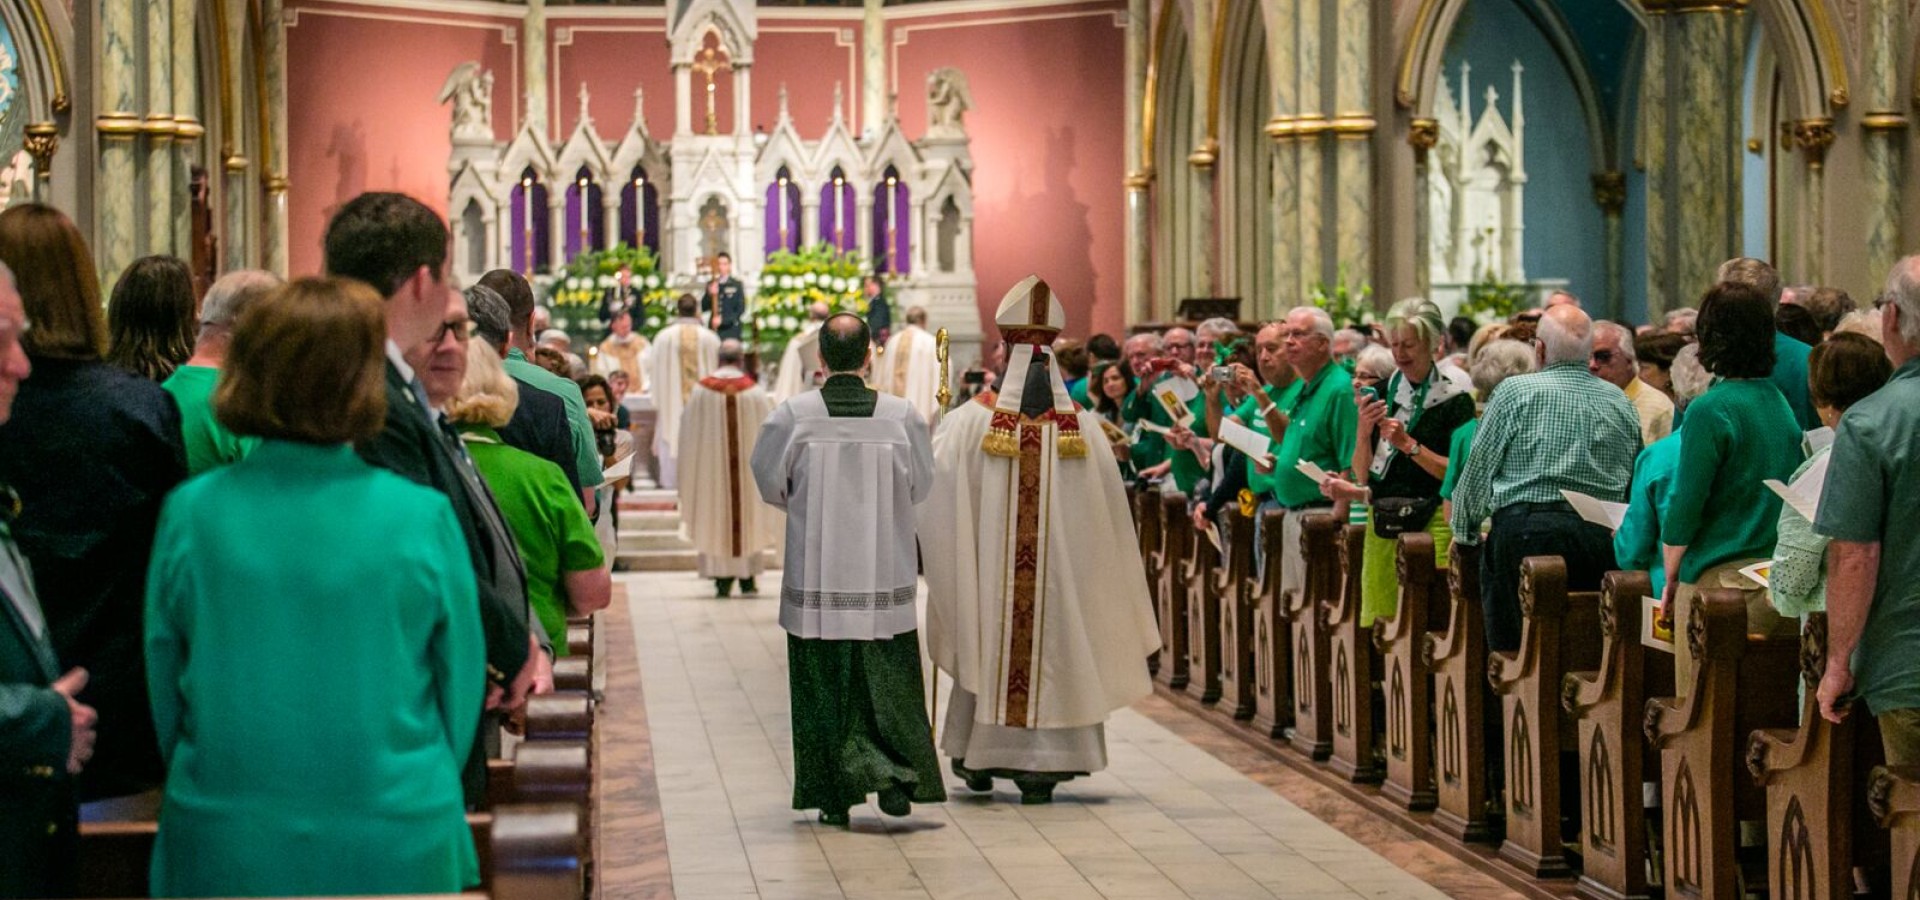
<box><xmin>1015</xmin><ymin>778</ymin><xmax>1056</xmax><ymax>805</ymax></box>
<box><xmin>951</xmin><ymin>759</ymin><xmax>993</xmax><ymax>793</ymax></box>
<box><xmin>878</xmin><ymin>786</ymin><xmax>911</xmax><ymax>817</ymax></box>
<box><xmin>741</xmin><ymin>578</ymin><xmax>758</xmax><ymax>596</ymax></box>
<box><xmin>715</xmin><ymin>578</ymin><xmax>734</xmax><ymax>598</ymax></box>
<box><xmin>818</xmin><ymin>809</ymin><xmax>850</xmax><ymax>827</ymax></box>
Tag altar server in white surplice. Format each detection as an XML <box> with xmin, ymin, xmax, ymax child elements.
<box><xmin>645</xmin><ymin>293</ymin><xmax>719</xmax><ymax>489</ymax></box>
<box><xmin>877</xmin><ymin>306</ymin><xmax>939</xmax><ymax>421</ymax></box>
<box><xmin>920</xmin><ymin>276</ymin><xmax>1161</xmax><ymax>805</ymax></box>
<box><xmin>678</xmin><ymin>340</ymin><xmax>780</xmax><ymax>598</ymax></box>
<box><xmin>750</xmin><ymin>314</ymin><xmax>944</xmax><ymax>827</ymax></box>
<box><xmin>772</xmin><ymin>302</ymin><xmax>830</xmax><ymax>401</ymax></box>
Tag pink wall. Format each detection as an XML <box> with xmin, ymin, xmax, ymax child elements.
<box><xmin>284</xmin><ymin>1</ymin><xmax>1128</xmax><ymax>338</ymax></box>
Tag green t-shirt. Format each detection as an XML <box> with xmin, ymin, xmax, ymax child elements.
<box><xmin>1168</xmin><ymin>393</ymin><xmax>1210</xmax><ymax>496</ymax></box>
<box><xmin>1269</xmin><ymin>363</ymin><xmax>1358</xmax><ymax>509</ymax></box>
<box><xmin>462</xmin><ymin>428</ymin><xmax>604</xmax><ymax>655</ymax></box>
<box><xmin>1660</xmin><ymin>378</ymin><xmax>1803</xmax><ymax>583</ymax></box>
<box><xmin>1232</xmin><ymin>387</ymin><xmax>1291</xmax><ymax>499</ymax></box>
<box><xmin>1438</xmin><ymin>417</ymin><xmax>1477</xmax><ymax>502</ymax></box>
<box><xmin>504</xmin><ymin>348</ymin><xmax>602</xmax><ymax>488</ymax></box>
<box><xmin>161</xmin><ymin>364</ymin><xmax>258</xmax><ymax>476</ymax></box>
<box><xmin>1815</xmin><ymin>359</ymin><xmax>1920</xmax><ymax>715</ymax></box>
<box><xmin>1126</xmin><ymin>388</ymin><xmax>1171</xmax><ymax>470</ymax></box>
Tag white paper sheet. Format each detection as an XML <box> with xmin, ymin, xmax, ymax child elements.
<box><xmin>1804</xmin><ymin>426</ymin><xmax>1835</xmax><ymax>454</ymax></box>
<box><xmin>1559</xmin><ymin>489</ymin><xmax>1628</xmax><ymax>532</ymax></box>
<box><xmin>1738</xmin><ymin>560</ymin><xmax>1772</xmax><ymax>590</ymax></box>
<box><xmin>1217</xmin><ymin>418</ymin><xmax>1275</xmax><ymax>467</ymax></box>
<box><xmin>1294</xmin><ymin>459</ymin><xmax>1332</xmax><ymax>484</ymax></box>
<box><xmin>1765</xmin><ymin>450</ymin><xmax>1831</xmax><ymax>522</ymax></box>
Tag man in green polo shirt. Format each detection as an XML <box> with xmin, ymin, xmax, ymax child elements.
<box><xmin>161</xmin><ymin>270</ymin><xmax>281</xmax><ymax>475</ymax></box>
<box><xmin>1266</xmin><ymin>307</ymin><xmax>1357</xmax><ymax>604</ymax></box>
<box><xmin>479</xmin><ymin>269</ymin><xmax>602</xmax><ymax>510</ymax></box>
<box><xmin>1819</xmin><ymin>255</ymin><xmax>1920</xmax><ymax>764</ymax></box>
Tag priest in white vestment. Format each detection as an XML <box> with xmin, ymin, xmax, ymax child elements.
<box><xmin>877</xmin><ymin>306</ymin><xmax>940</xmax><ymax>421</ymax></box>
<box><xmin>920</xmin><ymin>276</ymin><xmax>1161</xmax><ymax>804</ymax></box>
<box><xmin>771</xmin><ymin>302</ymin><xmax>830</xmax><ymax>401</ymax></box>
<box><xmin>644</xmin><ymin>294</ymin><xmax>720</xmax><ymax>489</ymax></box>
<box><xmin>678</xmin><ymin>340</ymin><xmax>780</xmax><ymax>597</ymax></box>
<box><xmin>592</xmin><ymin>308</ymin><xmax>650</xmax><ymax>388</ymax></box>
<box><xmin>750</xmin><ymin>313</ymin><xmax>944</xmax><ymax>826</ymax></box>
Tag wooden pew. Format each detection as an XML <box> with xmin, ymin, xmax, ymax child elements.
<box><xmin>1489</xmin><ymin>556</ymin><xmax>1603</xmax><ymax>878</ymax></box>
<box><xmin>1427</xmin><ymin>540</ymin><xmax>1498</xmax><ymax>844</ymax></box>
<box><xmin>1183</xmin><ymin>514</ymin><xmax>1224</xmax><ymax>706</ymax></box>
<box><xmin>1133</xmin><ymin>488</ymin><xmax>1165</xmax><ymax>677</ymax></box>
<box><xmin>1286</xmin><ymin>513</ymin><xmax>1338</xmax><ymax>760</ymax></box>
<box><xmin>1747</xmin><ymin>612</ymin><xmax>1889</xmax><ymax>898</ymax></box>
<box><xmin>1870</xmin><ymin>765</ymin><xmax>1920</xmax><ymax>898</ymax></box>
<box><xmin>1562</xmin><ymin>570</ymin><xmax>1671</xmax><ymax>900</ymax></box>
<box><xmin>1645</xmin><ymin>591</ymin><xmax>1800</xmax><ymax>899</ymax></box>
<box><xmin>1216</xmin><ymin>508</ymin><xmax>1259</xmax><ymax>720</ymax></box>
<box><xmin>1153</xmin><ymin>492</ymin><xmax>1192</xmax><ymax>692</ymax></box>
<box><xmin>1377</xmin><ymin>532</ymin><xmax>1448</xmax><ymax>812</ymax></box>
<box><xmin>76</xmin><ymin>806</ymin><xmax>579</xmax><ymax>899</ymax></box>
<box><xmin>526</xmin><ymin>691</ymin><xmax>595</xmax><ymax>743</ymax></box>
<box><xmin>1249</xmin><ymin>507</ymin><xmax>1293</xmax><ymax>739</ymax></box>
<box><xmin>1325</xmin><ymin>521</ymin><xmax>1381</xmax><ymax>783</ymax></box>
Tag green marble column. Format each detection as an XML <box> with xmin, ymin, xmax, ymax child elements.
<box><xmin>1409</xmin><ymin>120</ymin><xmax>1437</xmax><ymax>300</ymax></box>
<box><xmin>1294</xmin><ymin>0</ymin><xmax>1325</xmax><ymax>301</ymax></box>
<box><xmin>261</xmin><ymin>0</ymin><xmax>289</xmax><ymax>276</ymax></box>
<box><xmin>1187</xmin><ymin>0</ymin><xmax>1216</xmax><ymax>300</ymax></box>
<box><xmin>98</xmin><ymin>0</ymin><xmax>142</xmax><ymax>286</ymax></box>
<box><xmin>862</xmin><ymin>0</ymin><xmax>884</xmax><ymax>136</ymax></box>
<box><xmin>221</xmin><ymin>0</ymin><xmax>250</xmax><ymax>273</ymax></box>
<box><xmin>1266</xmin><ymin>1</ymin><xmax>1299</xmax><ymax>307</ymax></box>
<box><xmin>172</xmin><ymin>0</ymin><xmax>198</xmax><ymax>259</ymax></box>
<box><xmin>1593</xmin><ymin>172</ymin><xmax>1626</xmax><ymax>321</ymax></box>
<box><xmin>1859</xmin><ymin>0</ymin><xmax>1905</xmax><ymax>284</ymax></box>
<box><xmin>526</xmin><ymin>0</ymin><xmax>549</xmax><ymax>139</ymax></box>
<box><xmin>1124</xmin><ymin>0</ymin><xmax>1149</xmax><ymax>325</ymax></box>
<box><xmin>147</xmin><ymin>0</ymin><xmax>175</xmax><ymax>260</ymax></box>
<box><xmin>1330</xmin><ymin>0</ymin><xmax>1371</xmax><ymax>297</ymax></box>
<box><xmin>1640</xmin><ymin>3</ymin><xmax>1744</xmax><ymax>316</ymax></box>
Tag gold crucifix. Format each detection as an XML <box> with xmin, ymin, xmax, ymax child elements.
<box><xmin>692</xmin><ymin>45</ymin><xmax>730</xmax><ymax>136</ymax></box>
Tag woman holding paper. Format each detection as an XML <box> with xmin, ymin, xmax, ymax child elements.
<box><xmin>1318</xmin><ymin>299</ymin><xmax>1476</xmax><ymax>626</ymax></box>
<box><xmin>1659</xmin><ymin>281</ymin><xmax>1805</xmax><ymax>687</ymax></box>
<box><xmin>1768</xmin><ymin>334</ymin><xmax>1891</xmax><ymax>622</ymax></box>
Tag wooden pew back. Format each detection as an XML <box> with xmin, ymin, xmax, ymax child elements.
<box><xmin>1378</xmin><ymin>532</ymin><xmax>1447</xmax><ymax>811</ymax></box>
<box><xmin>1326</xmin><ymin>522</ymin><xmax>1381</xmax><ymax>783</ymax></box>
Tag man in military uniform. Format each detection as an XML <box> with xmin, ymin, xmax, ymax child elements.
<box><xmin>599</xmin><ymin>264</ymin><xmax>641</xmax><ymax>333</ymax></box>
<box><xmin>703</xmin><ymin>252</ymin><xmax>746</xmax><ymax>341</ymax></box>
<box><xmin>863</xmin><ymin>275</ymin><xmax>893</xmax><ymax>348</ymax></box>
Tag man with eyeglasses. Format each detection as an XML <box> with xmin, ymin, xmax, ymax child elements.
<box><xmin>1590</xmin><ymin>320</ymin><xmax>1673</xmax><ymax>445</ymax></box>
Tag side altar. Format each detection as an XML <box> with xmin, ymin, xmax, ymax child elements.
<box><xmin>440</xmin><ymin>0</ymin><xmax>981</xmax><ymax>360</ymax></box>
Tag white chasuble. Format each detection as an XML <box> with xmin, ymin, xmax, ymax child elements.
<box><xmin>771</xmin><ymin>323</ymin><xmax>823</xmax><ymax>401</ymax></box>
<box><xmin>594</xmin><ymin>333</ymin><xmax>650</xmax><ymax>387</ymax></box>
<box><xmin>751</xmin><ymin>390</ymin><xmax>933</xmax><ymax>640</ymax></box>
<box><xmin>644</xmin><ymin>319</ymin><xmax>720</xmax><ymax>457</ymax></box>
<box><xmin>678</xmin><ymin>369</ymin><xmax>781</xmax><ymax>578</ymax></box>
<box><xmin>921</xmin><ymin>397</ymin><xmax>1161</xmax><ymax>732</ymax></box>
<box><xmin>878</xmin><ymin>325</ymin><xmax>940</xmax><ymax>422</ymax></box>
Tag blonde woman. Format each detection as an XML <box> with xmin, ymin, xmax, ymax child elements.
<box><xmin>449</xmin><ymin>340</ymin><xmax>612</xmax><ymax>654</ymax></box>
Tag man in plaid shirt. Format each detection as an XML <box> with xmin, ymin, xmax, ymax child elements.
<box><xmin>1448</xmin><ymin>304</ymin><xmax>1642</xmax><ymax>653</ymax></box>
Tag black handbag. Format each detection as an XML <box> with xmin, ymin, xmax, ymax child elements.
<box><xmin>1372</xmin><ymin>495</ymin><xmax>1441</xmax><ymax>539</ymax></box>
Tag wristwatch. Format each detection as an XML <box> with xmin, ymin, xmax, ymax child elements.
<box><xmin>1406</xmin><ymin>442</ymin><xmax>1423</xmax><ymax>458</ymax></box>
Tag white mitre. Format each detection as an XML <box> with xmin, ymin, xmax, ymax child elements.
<box><xmin>983</xmin><ymin>275</ymin><xmax>1085</xmax><ymax>459</ymax></box>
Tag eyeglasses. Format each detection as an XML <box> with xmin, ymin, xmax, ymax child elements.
<box><xmin>432</xmin><ymin>318</ymin><xmax>475</xmax><ymax>344</ymax></box>
<box><xmin>1591</xmin><ymin>349</ymin><xmax>1616</xmax><ymax>364</ymax></box>
<box><xmin>1875</xmin><ymin>294</ymin><xmax>1895</xmax><ymax>311</ymax></box>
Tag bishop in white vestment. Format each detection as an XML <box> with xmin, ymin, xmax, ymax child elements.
<box><xmin>920</xmin><ymin>277</ymin><xmax>1161</xmax><ymax>804</ymax></box>
<box><xmin>678</xmin><ymin>341</ymin><xmax>780</xmax><ymax>597</ymax></box>
<box><xmin>877</xmin><ymin>306</ymin><xmax>940</xmax><ymax>421</ymax></box>
<box><xmin>644</xmin><ymin>294</ymin><xmax>720</xmax><ymax>489</ymax></box>
<box><xmin>751</xmin><ymin>314</ymin><xmax>944</xmax><ymax>826</ymax></box>
<box><xmin>771</xmin><ymin>303</ymin><xmax>829</xmax><ymax>401</ymax></box>
<box><xmin>592</xmin><ymin>308</ymin><xmax>650</xmax><ymax>388</ymax></box>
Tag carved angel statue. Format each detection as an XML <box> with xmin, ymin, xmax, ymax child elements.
<box><xmin>926</xmin><ymin>67</ymin><xmax>973</xmax><ymax>139</ymax></box>
<box><xmin>437</xmin><ymin>61</ymin><xmax>494</xmax><ymax>143</ymax></box>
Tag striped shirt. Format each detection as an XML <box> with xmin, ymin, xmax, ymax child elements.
<box><xmin>1448</xmin><ymin>362</ymin><xmax>1642</xmax><ymax>544</ymax></box>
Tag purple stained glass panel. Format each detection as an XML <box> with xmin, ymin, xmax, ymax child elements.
<box><xmin>509</xmin><ymin>171</ymin><xmax>551</xmax><ymax>275</ymax></box>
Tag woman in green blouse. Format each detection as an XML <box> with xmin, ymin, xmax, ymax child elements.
<box><xmin>145</xmin><ymin>278</ymin><xmax>484</xmax><ymax>897</ymax></box>
<box><xmin>451</xmin><ymin>339</ymin><xmax>612</xmax><ymax>649</ymax></box>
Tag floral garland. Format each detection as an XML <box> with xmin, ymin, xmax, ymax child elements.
<box><xmin>1309</xmin><ymin>264</ymin><xmax>1377</xmax><ymax>329</ymax></box>
<box><xmin>751</xmin><ymin>243</ymin><xmax>874</xmax><ymax>355</ymax></box>
<box><xmin>544</xmin><ymin>243</ymin><xmax>677</xmax><ymax>333</ymax></box>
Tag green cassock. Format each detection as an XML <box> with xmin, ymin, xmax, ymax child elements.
<box><xmin>144</xmin><ymin>440</ymin><xmax>484</xmax><ymax>897</ymax></box>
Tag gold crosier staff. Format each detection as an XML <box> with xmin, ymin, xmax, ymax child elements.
<box><xmin>928</xmin><ymin>327</ymin><xmax>951</xmax><ymax>737</ymax></box>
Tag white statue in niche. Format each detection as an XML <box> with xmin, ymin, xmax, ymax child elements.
<box><xmin>1429</xmin><ymin>60</ymin><xmax>1527</xmax><ymax>287</ymax></box>
<box><xmin>438</xmin><ymin>61</ymin><xmax>494</xmax><ymax>143</ymax></box>
<box><xmin>926</xmin><ymin>67</ymin><xmax>973</xmax><ymax>139</ymax></box>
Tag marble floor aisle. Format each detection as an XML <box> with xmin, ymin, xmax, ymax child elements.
<box><xmin>609</xmin><ymin>569</ymin><xmax>1498</xmax><ymax>900</ymax></box>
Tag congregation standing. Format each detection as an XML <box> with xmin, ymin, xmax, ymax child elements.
<box><xmin>6</xmin><ymin>176</ymin><xmax>1920</xmax><ymax>897</ymax></box>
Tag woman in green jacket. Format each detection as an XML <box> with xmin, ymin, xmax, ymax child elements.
<box><xmin>145</xmin><ymin>278</ymin><xmax>484</xmax><ymax>897</ymax></box>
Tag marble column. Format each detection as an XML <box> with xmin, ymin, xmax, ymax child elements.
<box><xmin>1266</xmin><ymin>0</ymin><xmax>1300</xmax><ymax>307</ymax></box>
<box><xmin>1638</xmin><ymin>2</ymin><xmax>1743</xmax><ymax>317</ymax></box>
<box><xmin>1292</xmin><ymin>0</ymin><xmax>1325</xmax><ymax>300</ymax></box>
<box><xmin>1186</xmin><ymin>0</ymin><xmax>1216</xmax><ymax>300</ymax></box>
<box><xmin>262</xmin><ymin>0</ymin><xmax>290</xmax><ymax>277</ymax></box>
<box><xmin>98</xmin><ymin>0</ymin><xmax>142</xmax><ymax>284</ymax></box>
<box><xmin>222</xmin><ymin>0</ymin><xmax>251</xmax><ymax>272</ymax></box>
<box><xmin>1123</xmin><ymin>0</ymin><xmax>1149</xmax><ymax>325</ymax></box>
<box><xmin>1593</xmin><ymin>171</ymin><xmax>1627</xmax><ymax>320</ymax></box>
<box><xmin>1330</xmin><ymin>0</ymin><xmax>1372</xmax><ymax>296</ymax></box>
<box><xmin>1792</xmin><ymin>121</ymin><xmax>1833</xmax><ymax>284</ymax></box>
<box><xmin>146</xmin><ymin>0</ymin><xmax>176</xmax><ymax>260</ymax></box>
<box><xmin>1408</xmin><ymin>120</ymin><xmax>1438</xmax><ymax>300</ymax></box>
<box><xmin>525</xmin><ymin>0</ymin><xmax>549</xmax><ymax>139</ymax></box>
<box><xmin>1858</xmin><ymin>0</ymin><xmax>1906</xmax><ymax>284</ymax></box>
<box><xmin>22</xmin><ymin>126</ymin><xmax>57</xmax><ymax>206</ymax></box>
<box><xmin>735</xmin><ymin>67</ymin><xmax>752</xmax><ymax>138</ymax></box>
<box><xmin>172</xmin><ymin>0</ymin><xmax>199</xmax><ymax>259</ymax></box>
<box><xmin>862</xmin><ymin>0</ymin><xmax>885</xmax><ymax>136</ymax></box>
<box><xmin>674</xmin><ymin>68</ymin><xmax>693</xmax><ymax>137</ymax></box>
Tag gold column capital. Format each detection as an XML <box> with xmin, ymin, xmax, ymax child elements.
<box><xmin>1330</xmin><ymin>115</ymin><xmax>1377</xmax><ymax>139</ymax></box>
<box><xmin>1790</xmin><ymin>118</ymin><xmax>1836</xmax><ymax>169</ymax></box>
<box><xmin>1264</xmin><ymin>115</ymin><xmax>1299</xmax><ymax>142</ymax></box>
<box><xmin>22</xmin><ymin>123</ymin><xmax>56</xmax><ymax>179</ymax></box>
<box><xmin>223</xmin><ymin>154</ymin><xmax>251</xmax><ymax>173</ymax></box>
<box><xmin>1860</xmin><ymin>112</ymin><xmax>1910</xmax><ymax>132</ymax></box>
<box><xmin>95</xmin><ymin>112</ymin><xmax>142</xmax><ymax>139</ymax></box>
<box><xmin>174</xmin><ymin>116</ymin><xmax>206</xmax><ymax>141</ymax></box>
<box><xmin>1187</xmin><ymin>138</ymin><xmax>1218</xmax><ymax>169</ymax></box>
<box><xmin>1591</xmin><ymin>171</ymin><xmax>1627</xmax><ymax>216</ymax></box>
<box><xmin>265</xmin><ymin>174</ymin><xmax>290</xmax><ymax>195</ymax></box>
<box><xmin>1124</xmin><ymin>169</ymin><xmax>1154</xmax><ymax>190</ymax></box>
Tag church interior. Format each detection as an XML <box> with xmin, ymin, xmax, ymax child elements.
<box><xmin>6</xmin><ymin>0</ymin><xmax>1920</xmax><ymax>898</ymax></box>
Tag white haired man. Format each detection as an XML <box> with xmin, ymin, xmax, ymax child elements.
<box><xmin>162</xmin><ymin>269</ymin><xmax>283</xmax><ymax>474</ymax></box>
<box><xmin>1265</xmin><ymin>306</ymin><xmax>1357</xmax><ymax>605</ymax></box>
<box><xmin>1590</xmin><ymin>320</ymin><xmax>1673</xmax><ymax>445</ymax></box>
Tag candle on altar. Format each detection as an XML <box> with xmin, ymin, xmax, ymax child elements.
<box><xmin>520</xmin><ymin>175</ymin><xmax>534</xmax><ymax>275</ymax></box>
<box><xmin>578</xmin><ymin>176</ymin><xmax>590</xmax><ymax>252</ymax></box>
<box><xmin>831</xmin><ymin>177</ymin><xmax>843</xmax><ymax>247</ymax></box>
<box><xmin>776</xmin><ymin>177</ymin><xmax>788</xmax><ymax>248</ymax></box>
